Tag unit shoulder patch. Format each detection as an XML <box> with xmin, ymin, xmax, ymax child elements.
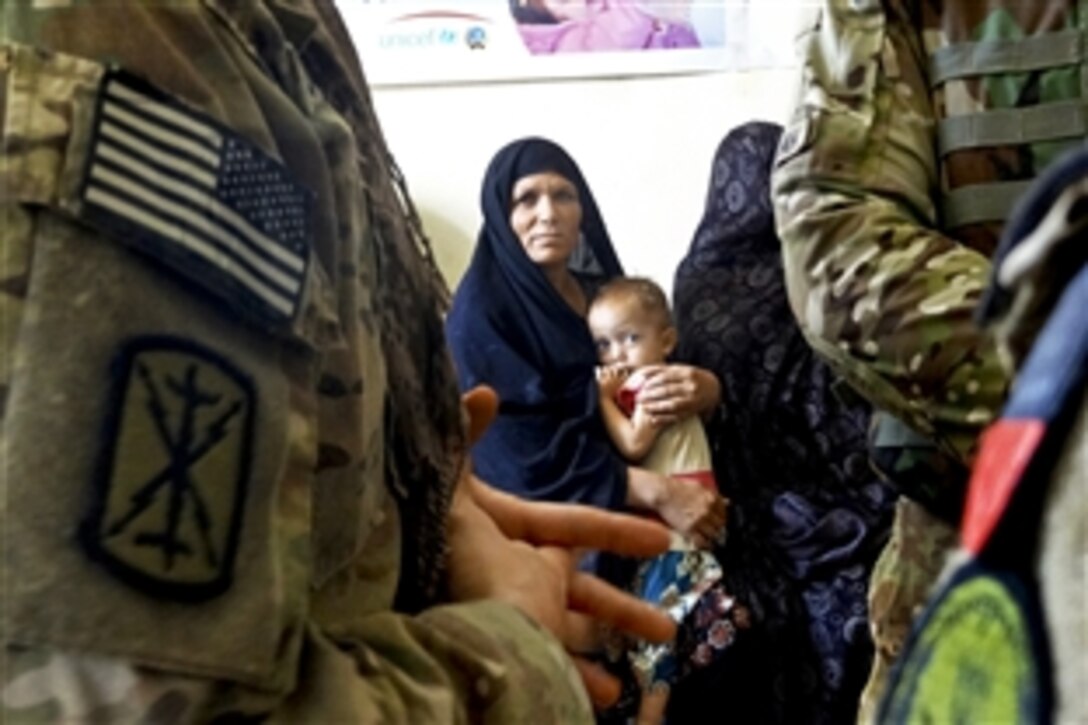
<box><xmin>81</xmin><ymin>337</ymin><xmax>256</xmax><ymax>601</ymax></box>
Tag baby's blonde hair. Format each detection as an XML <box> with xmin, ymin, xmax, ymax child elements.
<box><xmin>590</xmin><ymin>276</ymin><xmax>673</xmax><ymax>330</ymax></box>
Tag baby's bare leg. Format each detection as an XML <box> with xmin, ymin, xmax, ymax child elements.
<box><xmin>636</xmin><ymin>683</ymin><xmax>670</xmax><ymax>725</ymax></box>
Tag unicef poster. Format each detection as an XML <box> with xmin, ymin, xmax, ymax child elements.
<box><xmin>339</xmin><ymin>1</ymin><xmax>796</xmax><ymax>86</ymax></box>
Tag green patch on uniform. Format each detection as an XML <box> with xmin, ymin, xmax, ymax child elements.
<box><xmin>881</xmin><ymin>565</ymin><xmax>1049</xmax><ymax>724</ymax></box>
<box><xmin>82</xmin><ymin>337</ymin><xmax>255</xmax><ymax>601</ymax></box>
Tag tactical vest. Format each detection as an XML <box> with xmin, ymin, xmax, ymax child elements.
<box><xmin>923</xmin><ymin>0</ymin><xmax>1087</xmax><ymax>255</ymax></box>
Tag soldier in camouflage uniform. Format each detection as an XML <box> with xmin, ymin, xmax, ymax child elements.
<box><xmin>771</xmin><ymin>0</ymin><xmax>1086</xmax><ymax>719</ymax></box>
<box><xmin>0</xmin><ymin>1</ymin><xmax>673</xmax><ymax>722</ymax></box>
<box><xmin>876</xmin><ymin>138</ymin><xmax>1088</xmax><ymax>725</ymax></box>
<box><xmin>984</xmin><ymin>158</ymin><xmax>1087</xmax><ymax>725</ymax></box>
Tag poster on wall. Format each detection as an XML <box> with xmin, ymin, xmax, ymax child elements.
<box><xmin>338</xmin><ymin>1</ymin><xmax>799</xmax><ymax>87</ymax></box>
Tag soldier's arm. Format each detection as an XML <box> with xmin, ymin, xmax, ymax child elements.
<box><xmin>771</xmin><ymin>0</ymin><xmax>1009</xmax><ymax>466</ymax></box>
<box><xmin>0</xmin><ymin>3</ymin><xmax>597</xmax><ymax>723</ymax></box>
<box><xmin>2</xmin><ymin>603</ymin><xmax>592</xmax><ymax>723</ymax></box>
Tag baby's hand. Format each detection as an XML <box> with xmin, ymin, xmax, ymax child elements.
<box><xmin>595</xmin><ymin>365</ymin><xmax>628</xmax><ymax>399</ymax></box>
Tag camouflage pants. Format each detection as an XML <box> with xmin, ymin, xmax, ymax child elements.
<box><xmin>858</xmin><ymin>498</ymin><xmax>957</xmax><ymax>723</ymax></box>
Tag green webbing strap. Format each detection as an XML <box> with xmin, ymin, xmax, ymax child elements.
<box><xmin>1079</xmin><ymin>0</ymin><xmax>1088</xmax><ymax>117</ymax></box>
<box><xmin>929</xmin><ymin>30</ymin><xmax>1083</xmax><ymax>87</ymax></box>
<box><xmin>938</xmin><ymin>100</ymin><xmax>1087</xmax><ymax>156</ymax></box>
<box><xmin>941</xmin><ymin>180</ymin><xmax>1034</xmax><ymax>228</ymax></box>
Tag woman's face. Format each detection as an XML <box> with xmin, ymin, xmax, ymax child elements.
<box><xmin>509</xmin><ymin>171</ymin><xmax>583</xmax><ymax>271</ymax></box>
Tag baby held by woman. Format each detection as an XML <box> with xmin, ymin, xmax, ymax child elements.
<box><xmin>589</xmin><ymin>277</ymin><xmax>746</xmax><ymax>724</ymax></box>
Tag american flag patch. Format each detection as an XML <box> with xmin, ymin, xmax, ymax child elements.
<box><xmin>80</xmin><ymin>71</ymin><xmax>312</xmax><ymax>328</ymax></box>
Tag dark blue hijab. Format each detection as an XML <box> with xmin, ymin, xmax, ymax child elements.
<box><xmin>446</xmin><ymin>137</ymin><xmax>626</xmax><ymax>509</ymax></box>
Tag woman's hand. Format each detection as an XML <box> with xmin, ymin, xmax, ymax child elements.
<box><xmin>626</xmin><ymin>467</ymin><xmax>728</xmax><ymax>549</ymax></box>
<box><xmin>634</xmin><ymin>364</ymin><xmax>721</xmax><ymax>424</ymax></box>
<box><xmin>656</xmin><ymin>476</ymin><xmax>728</xmax><ymax>549</ymax></box>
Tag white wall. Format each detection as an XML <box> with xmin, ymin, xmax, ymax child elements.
<box><xmin>371</xmin><ymin>67</ymin><xmax>800</xmax><ymax>297</ymax></box>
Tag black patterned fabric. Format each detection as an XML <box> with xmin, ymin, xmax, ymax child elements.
<box><xmin>668</xmin><ymin>122</ymin><xmax>898</xmax><ymax>724</ymax></box>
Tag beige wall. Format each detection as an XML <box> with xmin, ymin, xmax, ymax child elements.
<box><xmin>370</xmin><ymin>61</ymin><xmax>801</xmax><ymax>298</ymax></box>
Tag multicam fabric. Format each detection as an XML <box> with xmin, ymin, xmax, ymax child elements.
<box><xmin>771</xmin><ymin>0</ymin><xmax>1083</xmax><ymax>719</ymax></box>
<box><xmin>672</xmin><ymin>121</ymin><xmax>897</xmax><ymax>725</ymax></box>
<box><xmin>1</xmin><ymin>1</ymin><xmax>592</xmax><ymax>722</ymax></box>
<box><xmin>773</xmin><ymin>0</ymin><xmax>1013</xmax><ymax>470</ymax></box>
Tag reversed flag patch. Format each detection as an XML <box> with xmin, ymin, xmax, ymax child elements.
<box><xmin>79</xmin><ymin>70</ymin><xmax>312</xmax><ymax>329</ymax></box>
<box><xmin>82</xmin><ymin>337</ymin><xmax>255</xmax><ymax>601</ymax></box>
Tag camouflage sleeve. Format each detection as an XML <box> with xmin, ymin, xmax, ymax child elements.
<box><xmin>0</xmin><ymin>3</ymin><xmax>592</xmax><ymax>723</ymax></box>
<box><xmin>2</xmin><ymin>602</ymin><xmax>592</xmax><ymax>723</ymax></box>
<box><xmin>770</xmin><ymin>0</ymin><xmax>1009</xmax><ymax>467</ymax></box>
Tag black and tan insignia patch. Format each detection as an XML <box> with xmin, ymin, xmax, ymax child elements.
<box><xmin>82</xmin><ymin>337</ymin><xmax>255</xmax><ymax>601</ymax></box>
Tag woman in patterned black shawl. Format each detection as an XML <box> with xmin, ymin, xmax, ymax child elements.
<box><xmin>668</xmin><ymin>122</ymin><xmax>898</xmax><ymax>724</ymax></box>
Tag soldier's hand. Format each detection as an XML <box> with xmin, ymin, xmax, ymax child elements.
<box><xmin>451</xmin><ymin>387</ymin><xmax>676</xmax><ymax>708</ymax></box>
<box><xmin>447</xmin><ymin>476</ymin><xmax>675</xmax><ymax>707</ymax></box>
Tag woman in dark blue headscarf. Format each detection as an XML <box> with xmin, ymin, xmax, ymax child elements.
<box><xmin>668</xmin><ymin>122</ymin><xmax>898</xmax><ymax>724</ymax></box>
<box><xmin>446</xmin><ymin>137</ymin><xmax>724</xmax><ymax>529</ymax></box>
